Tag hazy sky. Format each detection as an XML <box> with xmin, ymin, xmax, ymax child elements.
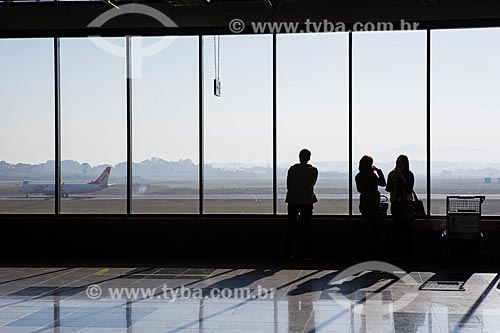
<box><xmin>1</xmin><ymin>29</ymin><xmax>500</xmax><ymax>167</ymax></box>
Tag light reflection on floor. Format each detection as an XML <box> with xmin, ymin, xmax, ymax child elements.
<box><xmin>0</xmin><ymin>266</ymin><xmax>498</xmax><ymax>332</ymax></box>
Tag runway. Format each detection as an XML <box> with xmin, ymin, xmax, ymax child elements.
<box><xmin>3</xmin><ymin>194</ymin><xmax>286</xmax><ymax>201</ymax></box>
<box><xmin>0</xmin><ymin>193</ymin><xmax>481</xmax><ymax>201</ymax></box>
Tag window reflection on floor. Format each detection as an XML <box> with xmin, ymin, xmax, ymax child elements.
<box><xmin>1</xmin><ymin>267</ymin><xmax>498</xmax><ymax>332</ymax></box>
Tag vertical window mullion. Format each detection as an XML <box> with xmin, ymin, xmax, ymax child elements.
<box><xmin>126</xmin><ymin>36</ymin><xmax>133</xmax><ymax>215</ymax></box>
<box><xmin>426</xmin><ymin>29</ymin><xmax>431</xmax><ymax>217</ymax></box>
<box><xmin>273</xmin><ymin>33</ymin><xmax>277</xmax><ymax>216</ymax></box>
<box><xmin>199</xmin><ymin>35</ymin><xmax>204</xmax><ymax>215</ymax></box>
<box><xmin>54</xmin><ymin>37</ymin><xmax>61</xmax><ymax>216</ymax></box>
<box><xmin>348</xmin><ymin>32</ymin><xmax>353</xmax><ymax>217</ymax></box>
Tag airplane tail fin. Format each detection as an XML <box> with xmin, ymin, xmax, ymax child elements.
<box><xmin>88</xmin><ymin>167</ymin><xmax>112</xmax><ymax>185</ymax></box>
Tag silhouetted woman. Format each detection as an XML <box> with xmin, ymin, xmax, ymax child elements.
<box><xmin>355</xmin><ymin>155</ymin><xmax>387</xmax><ymax>258</ymax></box>
<box><xmin>385</xmin><ymin>154</ymin><xmax>415</xmax><ymax>259</ymax></box>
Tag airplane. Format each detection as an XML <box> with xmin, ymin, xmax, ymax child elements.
<box><xmin>19</xmin><ymin>167</ymin><xmax>112</xmax><ymax>197</ymax></box>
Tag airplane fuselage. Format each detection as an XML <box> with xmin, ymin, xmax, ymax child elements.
<box><xmin>20</xmin><ymin>183</ymin><xmax>108</xmax><ymax>196</ymax></box>
<box><xmin>20</xmin><ymin>166</ymin><xmax>112</xmax><ymax>197</ymax></box>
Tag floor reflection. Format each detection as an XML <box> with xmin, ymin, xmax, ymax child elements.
<box><xmin>0</xmin><ymin>267</ymin><xmax>497</xmax><ymax>332</ymax></box>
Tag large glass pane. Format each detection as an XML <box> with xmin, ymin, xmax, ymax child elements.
<box><xmin>60</xmin><ymin>38</ymin><xmax>126</xmax><ymax>213</ymax></box>
<box><xmin>432</xmin><ymin>28</ymin><xmax>500</xmax><ymax>215</ymax></box>
<box><xmin>352</xmin><ymin>31</ymin><xmax>427</xmax><ymax>214</ymax></box>
<box><xmin>203</xmin><ymin>35</ymin><xmax>273</xmax><ymax>214</ymax></box>
<box><xmin>0</xmin><ymin>39</ymin><xmax>54</xmax><ymax>213</ymax></box>
<box><xmin>132</xmin><ymin>36</ymin><xmax>199</xmax><ymax>213</ymax></box>
<box><xmin>277</xmin><ymin>33</ymin><xmax>349</xmax><ymax>215</ymax></box>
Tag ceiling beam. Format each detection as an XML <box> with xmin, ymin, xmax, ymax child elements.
<box><xmin>1</xmin><ymin>0</ymin><xmax>500</xmax><ymax>37</ymax></box>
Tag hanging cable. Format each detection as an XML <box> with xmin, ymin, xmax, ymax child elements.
<box><xmin>213</xmin><ymin>35</ymin><xmax>217</xmax><ymax>80</ymax></box>
<box><xmin>218</xmin><ymin>35</ymin><xmax>220</xmax><ymax>81</ymax></box>
<box><xmin>213</xmin><ymin>35</ymin><xmax>221</xmax><ymax>97</ymax></box>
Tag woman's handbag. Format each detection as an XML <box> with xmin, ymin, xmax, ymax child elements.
<box><xmin>408</xmin><ymin>191</ymin><xmax>426</xmax><ymax>218</ymax></box>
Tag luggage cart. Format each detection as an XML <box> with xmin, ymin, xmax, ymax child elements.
<box><xmin>443</xmin><ymin>196</ymin><xmax>487</xmax><ymax>265</ymax></box>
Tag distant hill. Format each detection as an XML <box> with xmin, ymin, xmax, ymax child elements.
<box><xmin>0</xmin><ymin>158</ymin><xmax>273</xmax><ymax>181</ymax></box>
<box><xmin>1</xmin><ymin>158</ymin><xmax>500</xmax><ymax>181</ymax></box>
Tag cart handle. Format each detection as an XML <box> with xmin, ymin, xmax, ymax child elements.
<box><xmin>446</xmin><ymin>195</ymin><xmax>485</xmax><ymax>203</ymax></box>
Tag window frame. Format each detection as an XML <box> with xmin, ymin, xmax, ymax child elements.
<box><xmin>10</xmin><ymin>28</ymin><xmax>500</xmax><ymax>219</ymax></box>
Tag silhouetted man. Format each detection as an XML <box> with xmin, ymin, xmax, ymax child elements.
<box><xmin>286</xmin><ymin>149</ymin><xmax>318</xmax><ymax>260</ymax></box>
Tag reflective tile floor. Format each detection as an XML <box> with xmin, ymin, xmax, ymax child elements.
<box><xmin>0</xmin><ymin>263</ymin><xmax>498</xmax><ymax>332</ymax></box>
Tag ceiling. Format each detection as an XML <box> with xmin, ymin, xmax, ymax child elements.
<box><xmin>1</xmin><ymin>0</ymin><xmax>500</xmax><ymax>37</ymax></box>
